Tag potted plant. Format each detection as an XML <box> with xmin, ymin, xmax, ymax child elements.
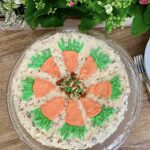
<box><xmin>0</xmin><ymin>0</ymin><xmax>150</xmax><ymax>36</ymax></box>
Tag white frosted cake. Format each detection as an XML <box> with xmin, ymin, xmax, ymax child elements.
<box><xmin>11</xmin><ymin>32</ymin><xmax>130</xmax><ymax>149</ymax></box>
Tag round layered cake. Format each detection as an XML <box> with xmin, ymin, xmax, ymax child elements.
<box><xmin>11</xmin><ymin>32</ymin><xmax>130</xmax><ymax>149</ymax></box>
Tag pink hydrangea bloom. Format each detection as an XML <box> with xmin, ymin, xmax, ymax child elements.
<box><xmin>139</xmin><ymin>0</ymin><xmax>149</xmax><ymax>5</ymax></box>
<box><xmin>69</xmin><ymin>1</ymin><xmax>75</xmax><ymax>7</ymax></box>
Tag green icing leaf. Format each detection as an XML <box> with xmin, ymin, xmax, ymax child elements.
<box><xmin>30</xmin><ymin>108</ymin><xmax>53</xmax><ymax>131</ymax></box>
<box><xmin>90</xmin><ymin>48</ymin><xmax>112</xmax><ymax>70</ymax></box>
<box><xmin>110</xmin><ymin>76</ymin><xmax>122</xmax><ymax>100</ymax></box>
<box><xmin>28</xmin><ymin>48</ymin><xmax>52</xmax><ymax>68</ymax></box>
<box><xmin>59</xmin><ymin>123</ymin><xmax>87</xmax><ymax>140</ymax></box>
<box><xmin>21</xmin><ymin>77</ymin><xmax>34</xmax><ymax>101</ymax></box>
<box><xmin>91</xmin><ymin>106</ymin><xmax>115</xmax><ymax>127</ymax></box>
<box><xmin>58</xmin><ymin>38</ymin><xmax>84</xmax><ymax>52</ymax></box>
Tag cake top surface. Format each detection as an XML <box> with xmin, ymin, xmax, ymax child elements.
<box><xmin>11</xmin><ymin>32</ymin><xmax>130</xmax><ymax>149</ymax></box>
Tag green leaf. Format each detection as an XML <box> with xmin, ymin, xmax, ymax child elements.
<box><xmin>28</xmin><ymin>48</ymin><xmax>52</xmax><ymax>68</ymax></box>
<box><xmin>84</xmin><ymin>0</ymin><xmax>104</xmax><ymax>15</ymax></box>
<box><xmin>91</xmin><ymin>106</ymin><xmax>115</xmax><ymax>127</ymax></box>
<box><xmin>24</xmin><ymin>0</ymin><xmax>36</xmax><ymax>19</ymax></box>
<box><xmin>113</xmin><ymin>7</ymin><xmax>128</xmax><ymax>17</ymax></box>
<box><xmin>128</xmin><ymin>4</ymin><xmax>137</xmax><ymax>17</ymax></box>
<box><xmin>21</xmin><ymin>77</ymin><xmax>34</xmax><ymax>101</ymax></box>
<box><xmin>144</xmin><ymin>4</ymin><xmax>150</xmax><ymax>25</ymax></box>
<box><xmin>59</xmin><ymin>123</ymin><xmax>87</xmax><ymax>140</ymax></box>
<box><xmin>40</xmin><ymin>14</ymin><xmax>65</xmax><ymax>28</ymax></box>
<box><xmin>30</xmin><ymin>108</ymin><xmax>53</xmax><ymax>131</ymax></box>
<box><xmin>132</xmin><ymin>0</ymin><xmax>138</xmax><ymax>4</ymax></box>
<box><xmin>79</xmin><ymin>14</ymin><xmax>105</xmax><ymax>32</ymax></box>
<box><xmin>24</xmin><ymin>0</ymin><xmax>43</xmax><ymax>29</ymax></box>
<box><xmin>131</xmin><ymin>5</ymin><xmax>150</xmax><ymax>36</ymax></box>
<box><xmin>24</xmin><ymin>0</ymin><xmax>68</xmax><ymax>29</ymax></box>
<box><xmin>28</xmin><ymin>18</ymin><xmax>40</xmax><ymax>29</ymax></box>
<box><xmin>44</xmin><ymin>0</ymin><xmax>67</xmax><ymax>8</ymax></box>
<box><xmin>63</xmin><ymin>6</ymin><xmax>86</xmax><ymax>17</ymax></box>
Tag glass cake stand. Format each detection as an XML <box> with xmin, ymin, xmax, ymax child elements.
<box><xmin>7</xmin><ymin>28</ymin><xmax>142</xmax><ymax>150</ymax></box>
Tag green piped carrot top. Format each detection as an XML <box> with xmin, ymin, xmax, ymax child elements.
<box><xmin>59</xmin><ymin>123</ymin><xmax>87</xmax><ymax>140</ymax></box>
<box><xmin>30</xmin><ymin>108</ymin><xmax>53</xmax><ymax>131</ymax></box>
<box><xmin>21</xmin><ymin>77</ymin><xmax>34</xmax><ymax>101</ymax></box>
<box><xmin>28</xmin><ymin>48</ymin><xmax>52</xmax><ymax>68</ymax></box>
<box><xmin>58</xmin><ymin>38</ymin><xmax>84</xmax><ymax>52</ymax></box>
<box><xmin>91</xmin><ymin>106</ymin><xmax>115</xmax><ymax>127</ymax></box>
<box><xmin>110</xmin><ymin>76</ymin><xmax>122</xmax><ymax>100</ymax></box>
<box><xmin>90</xmin><ymin>47</ymin><xmax>112</xmax><ymax>70</ymax></box>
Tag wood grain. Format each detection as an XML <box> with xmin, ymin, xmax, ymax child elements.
<box><xmin>0</xmin><ymin>28</ymin><xmax>150</xmax><ymax>150</ymax></box>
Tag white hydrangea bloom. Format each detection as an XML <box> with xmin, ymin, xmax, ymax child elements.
<box><xmin>14</xmin><ymin>0</ymin><xmax>22</xmax><ymax>4</ymax></box>
<box><xmin>104</xmin><ymin>4</ymin><xmax>113</xmax><ymax>14</ymax></box>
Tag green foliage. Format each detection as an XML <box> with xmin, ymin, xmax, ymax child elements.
<box><xmin>110</xmin><ymin>76</ymin><xmax>122</xmax><ymax>100</ymax></box>
<box><xmin>79</xmin><ymin>0</ymin><xmax>106</xmax><ymax>30</ymax></box>
<box><xmin>0</xmin><ymin>0</ymin><xmax>19</xmax><ymax>12</ymax></box>
<box><xmin>21</xmin><ymin>77</ymin><xmax>34</xmax><ymax>101</ymax></box>
<box><xmin>0</xmin><ymin>0</ymin><xmax>21</xmax><ymax>26</ymax></box>
<box><xmin>144</xmin><ymin>4</ymin><xmax>150</xmax><ymax>25</ymax></box>
<box><xmin>79</xmin><ymin>14</ymin><xmax>105</xmax><ymax>32</ymax></box>
<box><xmin>23</xmin><ymin>0</ymin><xmax>137</xmax><ymax>33</ymax></box>
<box><xmin>84</xmin><ymin>0</ymin><xmax>104</xmax><ymax>14</ymax></box>
<box><xmin>105</xmin><ymin>0</ymin><xmax>132</xmax><ymax>32</ymax></box>
<box><xmin>24</xmin><ymin>0</ymin><xmax>66</xmax><ymax>29</ymax></box>
<box><xmin>90</xmin><ymin>48</ymin><xmax>112</xmax><ymax>70</ymax></box>
<box><xmin>91</xmin><ymin>106</ymin><xmax>115</xmax><ymax>127</ymax></box>
<box><xmin>105</xmin><ymin>13</ymin><xmax>126</xmax><ymax>32</ymax></box>
<box><xmin>30</xmin><ymin>108</ymin><xmax>53</xmax><ymax>131</ymax></box>
<box><xmin>131</xmin><ymin>5</ymin><xmax>150</xmax><ymax>36</ymax></box>
<box><xmin>2</xmin><ymin>0</ymin><xmax>150</xmax><ymax>36</ymax></box>
<box><xmin>58</xmin><ymin>38</ymin><xmax>83</xmax><ymax>52</ymax></box>
<box><xmin>28</xmin><ymin>48</ymin><xmax>52</xmax><ymax>68</ymax></box>
<box><xmin>59</xmin><ymin>123</ymin><xmax>87</xmax><ymax>140</ymax></box>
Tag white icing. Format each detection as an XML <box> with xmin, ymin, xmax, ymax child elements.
<box><xmin>10</xmin><ymin>32</ymin><xmax>130</xmax><ymax>149</ymax></box>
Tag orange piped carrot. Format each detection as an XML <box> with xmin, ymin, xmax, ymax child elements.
<box><xmin>79</xmin><ymin>57</ymin><xmax>97</xmax><ymax>80</ymax></box>
<box><xmin>101</xmin><ymin>81</ymin><xmax>112</xmax><ymax>98</ymax></box>
<box><xmin>87</xmin><ymin>81</ymin><xmax>112</xmax><ymax>99</ymax></box>
<box><xmin>40</xmin><ymin>57</ymin><xmax>60</xmax><ymax>78</ymax></box>
<box><xmin>80</xmin><ymin>97</ymin><xmax>102</xmax><ymax>117</ymax></box>
<box><xmin>40</xmin><ymin>97</ymin><xmax>65</xmax><ymax>120</ymax></box>
<box><xmin>65</xmin><ymin>100</ymin><xmax>84</xmax><ymax>126</ymax></box>
<box><xmin>33</xmin><ymin>78</ymin><xmax>56</xmax><ymax>98</ymax></box>
<box><xmin>62</xmin><ymin>51</ymin><xmax>78</xmax><ymax>73</ymax></box>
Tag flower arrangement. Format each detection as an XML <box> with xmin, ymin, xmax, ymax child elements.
<box><xmin>0</xmin><ymin>0</ymin><xmax>150</xmax><ymax>36</ymax></box>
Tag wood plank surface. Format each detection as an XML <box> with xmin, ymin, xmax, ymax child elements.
<box><xmin>0</xmin><ymin>28</ymin><xmax>150</xmax><ymax>150</ymax></box>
